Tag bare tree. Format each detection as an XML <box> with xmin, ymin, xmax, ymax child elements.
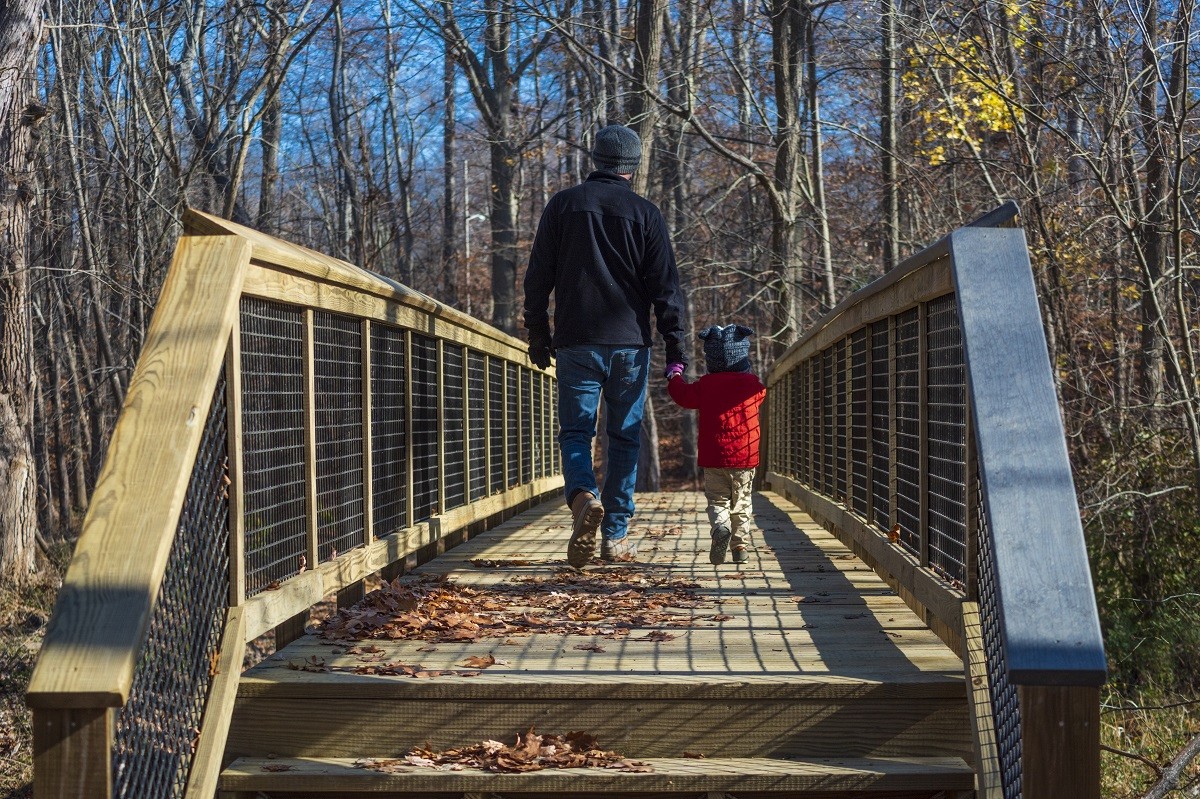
<box><xmin>0</xmin><ymin>0</ymin><xmax>46</xmax><ymax>580</ymax></box>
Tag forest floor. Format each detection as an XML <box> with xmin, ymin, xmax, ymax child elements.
<box><xmin>1102</xmin><ymin>697</ymin><xmax>1200</xmax><ymax>798</ymax></box>
<box><xmin>1</xmin><ymin>538</ymin><xmax>1196</xmax><ymax>799</ymax></box>
<box><xmin>0</xmin><ymin>547</ymin><xmax>66</xmax><ymax>799</ymax></box>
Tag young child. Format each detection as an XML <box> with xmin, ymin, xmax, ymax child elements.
<box><xmin>666</xmin><ymin>325</ymin><xmax>767</xmax><ymax>565</ymax></box>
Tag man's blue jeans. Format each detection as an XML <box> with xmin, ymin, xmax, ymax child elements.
<box><xmin>555</xmin><ymin>345</ymin><xmax>649</xmax><ymax>542</ymax></box>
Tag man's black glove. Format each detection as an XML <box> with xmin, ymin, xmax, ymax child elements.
<box><xmin>528</xmin><ymin>328</ymin><xmax>554</xmax><ymax>369</ymax></box>
<box><xmin>664</xmin><ymin>340</ymin><xmax>687</xmax><ymax>376</ymax></box>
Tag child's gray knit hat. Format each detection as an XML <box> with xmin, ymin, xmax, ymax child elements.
<box><xmin>592</xmin><ymin>125</ymin><xmax>642</xmax><ymax>174</ymax></box>
<box><xmin>699</xmin><ymin>324</ymin><xmax>754</xmax><ymax>372</ymax></box>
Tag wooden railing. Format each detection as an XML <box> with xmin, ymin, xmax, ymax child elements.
<box><xmin>764</xmin><ymin>202</ymin><xmax>1106</xmax><ymax>799</ymax></box>
<box><xmin>26</xmin><ymin>211</ymin><xmax>563</xmax><ymax>798</ymax></box>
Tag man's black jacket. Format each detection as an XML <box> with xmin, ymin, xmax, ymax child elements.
<box><xmin>523</xmin><ymin>171</ymin><xmax>686</xmax><ymax>364</ymax></box>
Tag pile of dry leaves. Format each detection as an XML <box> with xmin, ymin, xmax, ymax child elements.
<box><xmin>356</xmin><ymin>728</ymin><xmax>651</xmax><ymax>774</ymax></box>
<box><xmin>320</xmin><ymin>568</ymin><xmax>717</xmax><ymax>644</ymax></box>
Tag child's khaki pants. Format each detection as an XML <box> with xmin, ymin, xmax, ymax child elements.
<box><xmin>703</xmin><ymin>467</ymin><xmax>756</xmax><ymax>548</ymax></box>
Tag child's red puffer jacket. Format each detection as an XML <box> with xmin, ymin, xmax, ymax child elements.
<box><xmin>668</xmin><ymin>371</ymin><xmax>767</xmax><ymax>469</ymax></box>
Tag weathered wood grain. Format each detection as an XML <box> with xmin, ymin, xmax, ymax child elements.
<box><xmin>220</xmin><ymin>755</ymin><xmax>975</xmax><ymax>794</ymax></box>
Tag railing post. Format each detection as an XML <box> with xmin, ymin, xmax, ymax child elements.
<box><xmin>302</xmin><ymin>308</ymin><xmax>318</xmax><ymax>567</ymax></box>
<box><xmin>1020</xmin><ymin>685</ymin><xmax>1100</xmax><ymax>799</ymax></box>
<box><xmin>33</xmin><ymin>707</ymin><xmax>113</xmax><ymax>799</ymax></box>
<box><xmin>362</xmin><ymin>318</ymin><xmax>374</xmax><ymax>545</ymax></box>
<box><xmin>404</xmin><ymin>330</ymin><xmax>414</xmax><ymax>528</ymax></box>
<box><xmin>436</xmin><ymin>339</ymin><xmax>446</xmax><ymax>512</ymax></box>
<box><xmin>918</xmin><ymin>301</ymin><xmax>930</xmax><ymax>566</ymax></box>
<box><xmin>887</xmin><ymin>316</ymin><xmax>898</xmax><ymax>531</ymax></box>
<box><xmin>225</xmin><ymin>329</ymin><xmax>246</xmax><ymax>608</ymax></box>
<box><xmin>864</xmin><ymin>326</ymin><xmax>875</xmax><ymax>524</ymax></box>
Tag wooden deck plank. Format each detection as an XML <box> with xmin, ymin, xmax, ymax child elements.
<box><xmin>251</xmin><ymin>491</ymin><xmax>962</xmax><ymax>689</ymax></box>
<box><xmin>221</xmin><ymin>755</ymin><xmax>975</xmax><ymax>793</ymax></box>
<box><xmin>231</xmin><ymin>492</ymin><xmax>970</xmax><ymax>764</ymax></box>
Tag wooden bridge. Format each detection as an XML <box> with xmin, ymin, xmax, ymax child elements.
<box><xmin>27</xmin><ymin>204</ymin><xmax>1106</xmax><ymax>799</ymax></box>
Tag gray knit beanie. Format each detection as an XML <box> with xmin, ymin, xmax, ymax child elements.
<box><xmin>699</xmin><ymin>324</ymin><xmax>754</xmax><ymax>373</ymax></box>
<box><xmin>591</xmin><ymin>125</ymin><xmax>642</xmax><ymax>174</ymax></box>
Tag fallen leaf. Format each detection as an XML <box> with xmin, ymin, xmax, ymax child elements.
<box><xmin>460</xmin><ymin>654</ymin><xmax>498</xmax><ymax>669</ymax></box>
<box><xmin>573</xmin><ymin>643</ymin><xmax>606</xmax><ymax>652</ymax></box>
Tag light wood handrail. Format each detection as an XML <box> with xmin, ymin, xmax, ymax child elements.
<box><xmin>28</xmin><ymin>234</ymin><xmax>251</xmax><ymax>709</ymax></box>
<box><xmin>30</xmin><ymin>212</ymin><xmax>564</xmax><ymax>798</ymax></box>
<box><xmin>764</xmin><ymin>203</ymin><xmax>1104</xmax><ymax>797</ymax></box>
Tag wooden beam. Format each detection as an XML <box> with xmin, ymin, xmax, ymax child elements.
<box><xmin>32</xmin><ymin>707</ymin><xmax>112</xmax><ymax>799</ymax></box>
<box><xmin>361</xmin><ymin>318</ymin><xmax>374</xmax><ymax>545</ymax></box>
<box><xmin>185</xmin><ymin>607</ymin><xmax>248</xmax><ymax>799</ymax></box>
<box><xmin>1020</xmin><ymin>685</ymin><xmax>1100</xmax><ymax>799</ymax></box>
<box><xmin>960</xmin><ymin>603</ymin><xmax>1003</xmax><ymax>799</ymax></box>
<box><xmin>772</xmin><ymin>254</ymin><xmax>953</xmax><ymax>381</ymax></box>
<box><xmin>28</xmin><ymin>234</ymin><xmax>251</xmax><ymax>709</ymax></box>
<box><xmin>226</xmin><ymin>330</ymin><xmax>246</xmax><ymax>608</ymax></box>
<box><xmin>303</xmin><ymin>309</ymin><xmax>318</xmax><ymax>570</ymax></box>
<box><xmin>185</xmin><ymin>209</ymin><xmax>554</xmax><ymax>373</ymax></box>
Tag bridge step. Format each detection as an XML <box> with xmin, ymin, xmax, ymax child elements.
<box><xmin>225</xmin><ymin>492</ymin><xmax>971</xmax><ymax>780</ymax></box>
<box><xmin>219</xmin><ymin>755</ymin><xmax>975</xmax><ymax>797</ymax></box>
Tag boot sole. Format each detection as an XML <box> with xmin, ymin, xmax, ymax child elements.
<box><xmin>709</xmin><ymin>527</ymin><xmax>733</xmax><ymax>565</ymax></box>
<box><xmin>567</xmin><ymin>503</ymin><xmax>604</xmax><ymax>567</ymax></box>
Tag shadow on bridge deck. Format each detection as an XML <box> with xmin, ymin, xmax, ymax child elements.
<box><xmin>226</xmin><ymin>491</ymin><xmax>969</xmax><ymax>767</ymax></box>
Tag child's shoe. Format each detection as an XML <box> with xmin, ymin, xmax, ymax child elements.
<box><xmin>731</xmin><ymin>544</ymin><xmax>749</xmax><ymax>564</ymax></box>
<box><xmin>709</xmin><ymin>524</ymin><xmax>732</xmax><ymax>565</ymax></box>
<box><xmin>600</xmin><ymin>535</ymin><xmax>638</xmax><ymax>562</ymax></box>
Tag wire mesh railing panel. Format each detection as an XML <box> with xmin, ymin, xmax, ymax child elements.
<box><xmin>870</xmin><ymin>321</ymin><xmax>891</xmax><ymax>531</ymax></box>
<box><xmin>240</xmin><ymin>299</ymin><xmax>308</xmax><ymax>596</ymax></box>
<box><xmin>370</xmin><ymin>324</ymin><xmax>407</xmax><ymax>537</ymax></box>
<box><xmin>798</xmin><ymin>366</ymin><xmax>808</xmax><ymax>483</ymax></box>
<box><xmin>893</xmin><ymin>308</ymin><xmax>921</xmax><ymax>554</ymax></box>
<box><xmin>805</xmin><ymin>360</ymin><xmax>817</xmax><ymax>485</ymax></box>
<box><xmin>314</xmin><ymin>312</ymin><xmax>365</xmax><ymax>562</ymax></box>
<box><xmin>506</xmin><ymin>363</ymin><xmax>519</xmax><ymax>487</ymax></box>
<box><xmin>489</xmin><ymin>359</ymin><xmax>505</xmax><ymax>493</ymax></box>
<box><xmin>411</xmin><ymin>334</ymin><xmax>439</xmax><ymax>521</ymax></box>
<box><xmin>550</xmin><ymin>376</ymin><xmax>560</xmax><ymax>475</ymax></box>
<box><xmin>792</xmin><ymin>367</ymin><xmax>801</xmax><ymax>479</ymax></box>
<box><xmin>113</xmin><ymin>374</ymin><xmax>230</xmax><ymax>799</ymax></box>
<box><xmin>821</xmin><ymin>348</ymin><xmax>834</xmax><ymax>496</ymax></box>
<box><xmin>520</xmin><ymin>367</ymin><xmax>533</xmax><ymax>484</ymax></box>
<box><xmin>850</xmin><ymin>329</ymin><xmax>870</xmax><ymax>518</ymax></box>
<box><xmin>926</xmin><ymin>294</ymin><xmax>968</xmax><ymax>584</ymax></box>
<box><xmin>467</xmin><ymin>351</ymin><xmax>488</xmax><ymax>502</ymax></box>
<box><xmin>531</xmin><ymin>370</ymin><xmax>544</xmax><ymax>480</ymax></box>
<box><xmin>442</xmin><ymin>343</ymin><xmax>466</xmax><ymax>511</ymax></box>
<box><xmin>782</xmin><ymin>369</ymin><xmax>792</xmax><ymax>475</ymax></box>
<box><xmin>542</xmin><ymin>374</ymin><xmax>555</xmax><ymax>478</ymax></box>
<box><xmin>978</xmin><ymin>475</ymin><xmax>1022</xmax><ymax>798</ymax></box>
<box><xmin>835</xmin><ymin>339</ymin><xmax>848</xmax><ymax>503</ymax></box>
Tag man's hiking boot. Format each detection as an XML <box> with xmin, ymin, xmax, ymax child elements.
<box><xmin>709</xmin><ymin>524</ymin><xmax>733</xmax><ymax>565</ymax></box>
<box><xmin>731</xmin><ymin>544</ymin><xmax>749</xmax><ymax>564</ymax></box>
<box><xmin>567</xmin><ymin>491</ymin><xmax>604</xmax><ymax>567</ymax></box>
<box><xmin>600</xmin><ymin>535</ymin><xmax>638</xmax><ymax>563</ymax></box>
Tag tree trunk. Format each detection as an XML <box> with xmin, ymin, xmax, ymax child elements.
<box><xmin>770</xmin><ymin>0</ymin><xmax>805</xmax><ymax>349</ymax></box>
<box><xmin>880</xmin><ymin>0</ymin><xmax>899</xmax><ymax>269</ymax></box>
<box><xmin>442</xmin><ymin>36</ymin><xmax>458</xmax><ymax>306</ymax></box>
<box><xmin>0</xmin><ymin>0</ymin><xmax>45</xmax><ymax>581</ymax></box>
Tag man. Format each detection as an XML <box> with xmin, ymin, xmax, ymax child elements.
<box><xmin>523</xmin><ymin>124</ymin><xmax>687</xmax><ymax>566</ymax></box>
